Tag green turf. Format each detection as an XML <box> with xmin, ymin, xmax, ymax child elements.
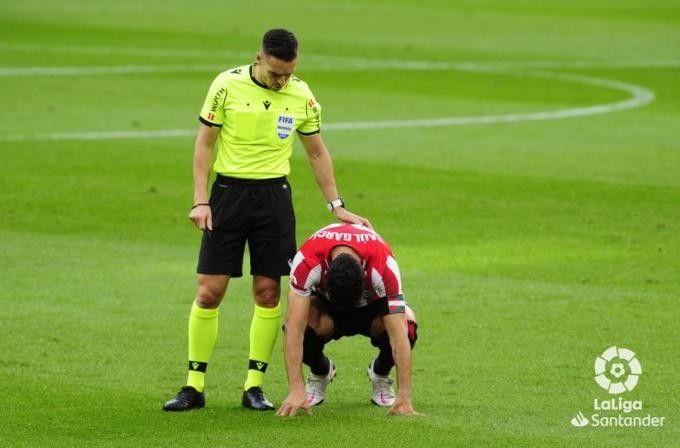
<box><xmin>1</xmin><ymin>1</ymin><xmax>679</xmax><ymax>446</ymax></box>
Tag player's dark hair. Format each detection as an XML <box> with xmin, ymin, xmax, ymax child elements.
<box><xmin>262</xmin><ymin>28</ymin><xmax>298</xmax><ymax>62</ymax></box>
<box><xmin>326</xmin><ymin>253</ymin><xmax>364</xmax><ymax>309</ymax></box>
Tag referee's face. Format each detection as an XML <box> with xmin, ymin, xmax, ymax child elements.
<box><xmin>258</xmin><ymin>53</ymin><xmax>297</xmax><ymax>91</ymax></box>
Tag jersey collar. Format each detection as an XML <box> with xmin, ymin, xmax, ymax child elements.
<box><xmin>250</xmin><ymin>64</ymin><xmax>270</xmax><ymax>90</ymax></box>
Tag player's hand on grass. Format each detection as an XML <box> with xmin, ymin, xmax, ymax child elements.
<box><xmin>189</xmin><ymin>204</ymin><xmax>213</xmax><ymax>231</ymax></box>
<box><xmin>275</xmin><ymin>391</ymin><xmax>312</xmax><ymax>417</ymax></box>
<box><xmin>387</xmin><ymin>397</ymin><xmax>423</xmax><ymax>416</ymax></box>
<box><xmin>332</xmin><ymin>207</ymin><xmax>372</xmax><ymax>229</ymax></box>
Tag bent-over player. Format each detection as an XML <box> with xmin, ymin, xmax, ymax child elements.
<box><xmin>276</xmin><ymin>224</ymin><xmax>419</xmax><ymax>416</ymax></box>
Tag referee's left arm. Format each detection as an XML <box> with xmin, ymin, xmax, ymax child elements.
<box><xmin>299</xmin><ymin>134</ymin><xmax>372</xmax><ymax>228</ymax></box>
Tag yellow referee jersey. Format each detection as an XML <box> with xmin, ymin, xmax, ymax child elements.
<box><xmin>199</xmin><ymin>64</ymin><xmax>322</xmax><ymax>179</ymax></box>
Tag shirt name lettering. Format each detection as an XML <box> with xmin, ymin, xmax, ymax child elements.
<box><xmin>311</xmin><ymin>231</ymin><xmax>383</xmax><ymax>243</ymax></box>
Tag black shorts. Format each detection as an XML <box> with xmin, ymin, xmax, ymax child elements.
<box><xmin>197</xmin><ymin>174</ymin><xmax>296</xmax><ymax>277</ymax></box>
<box><xmin>320</xmin><ymin>298</ymin><xmax>418</xmax><ymax>346</ymax></box>
<box><xmin>328</xmin><ymin>300</ymin><xmax>388</xmax><ymax>340</ymax></box>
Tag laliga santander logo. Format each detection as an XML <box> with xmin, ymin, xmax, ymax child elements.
<box><xmin>570</xmin><ymin>346</ymin><xmax>664</xmax><ymax>428</ymax></box>
<box><xmin>594</xmin><ymin>346</ymin><xmax>642</xmax><ymax>394</ymax></box>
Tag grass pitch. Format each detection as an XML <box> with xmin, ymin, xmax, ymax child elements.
<box><xmin>1</xmin><ymin>1</ymin><xmax>679</xmax><ymax>446</ymax></box>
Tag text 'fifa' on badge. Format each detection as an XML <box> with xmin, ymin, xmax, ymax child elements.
<box><xmin>277</xmin><ymin>115</ymin><xmax>294</xmax><ymax>139</ymax></box>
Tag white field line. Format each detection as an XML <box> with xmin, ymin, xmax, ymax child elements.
<box><xmin>0</xmin><ymin>44</ymin><xmax>662</xmax><ymax>142</ymax></box>
<box><xmin>0</xmin><ymin>64</ymin><xmax>225</xmax><ymax>77</ymax></box>
<box><xmin>2</xmin><ymin>42</ymin><xmax>680</xmax><ymax>70</ymax></box>
<box><xmin>0</xmin><ymin>70</ymin><xmax>654</xmax><ymax>142</ymax></box>
<box><xmin>2</xmin><ymin>60</ymin><xmax>680</xmax><ymax>77</ymax></box>
<box><xmin>0</xmin><ymin>42</ymin><xmax>253</xmax><ymax>59</ymax></box>
<box><xmin>0</xmin><ymin>129</ymin><xmax>195</xmax><ymax>142</ymax></box>
<box><xmin>307</xmin><ymin>58</ymin><xmax>680</xmax><ymax>71</ymax></box>
<box><xmin>325</xmin><ymin>71</ymin><xmax>655</xmax><ymax>130</ymax></box>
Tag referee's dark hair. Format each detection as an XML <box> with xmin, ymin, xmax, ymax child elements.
<box><xmin>326</xmin><ymin>253</ymin><xmax>364</xmax><ymax>310</ymax></box>
<box><xmin>262</xmin><ymin>28</ymin><xmax>298</xmax><ymax>62</ymax></box>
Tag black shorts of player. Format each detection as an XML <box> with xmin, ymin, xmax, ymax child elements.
<box><xmin>317</xmin><ymin>297</ymin><xmax>418</xmax><ymax>347</ymax></box>
<box><xmin>197</xmin><ymin>174</ymin><xmax>296</xmax><ymax>278</ymax></box>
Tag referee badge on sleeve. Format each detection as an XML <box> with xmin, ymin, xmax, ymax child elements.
<box><xmin>277</xmin><ymin>115</ymin><xmax>294</xmax><ymax>139</ymax></box>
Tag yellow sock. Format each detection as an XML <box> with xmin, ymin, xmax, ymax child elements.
<box><xmin>244</xmin><ymin>304</ymin><xmax>281</xmax><ymax>390</ymax></box>
<box><xmin>186</xmin><ymin>302</ymin><xmax>219</xmax><ymax>392</ymax></box>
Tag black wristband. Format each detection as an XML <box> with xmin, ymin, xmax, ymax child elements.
<box><xmin>191</xmin><ymin>202</ymin><xmax>210</xmax><ymax>209</ymax></box>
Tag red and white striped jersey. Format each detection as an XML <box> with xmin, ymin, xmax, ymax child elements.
<box><xmin>289</xmin><ymin>224</ymin><xmax>406</xmax><ymax>314</ymax></box>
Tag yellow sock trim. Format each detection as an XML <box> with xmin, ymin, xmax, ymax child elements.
<box><xmin>244</xmin><ymin>304</ymin><xmax>281</xmax><ymax>390</ymax></box>
<box><xmin>187</xmin><ymin>302</ymin><xmax>219</xmax><ymax>392</ymax></box>
<box><xmin>191</xmin><ymin>303</ymin><xmax>219</xmax><ymax>319</ymax></box>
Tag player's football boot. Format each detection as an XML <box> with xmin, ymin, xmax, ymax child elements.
<box><xmin>306</xmin><ymin>359</ymin><xmax>337</xmax><ymax>406</ymax></box>
<box><xmin>367</xmin><ymin>360</ymin><xmax>396</xmax><ymax>407</ymax></box>
<box><xmin>163</xmin><ymin>386</ymin><xmax>205</xmax><ymax>411</ymax></box>
<box><xmin>242</xmin><ymin>386</ymin><xmax>275</xmax><ymax>411</ymax></box>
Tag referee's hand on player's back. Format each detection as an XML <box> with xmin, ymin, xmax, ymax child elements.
<box><xmin>332</xmin><ymin>207</ymin><xmax>372</xmax><ymax>230</ymax></box>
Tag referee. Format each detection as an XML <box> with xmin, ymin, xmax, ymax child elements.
<box><xmin>163</xmin><ymin>29</ymin><xmax>371</xmax><ymax>411</ymax></box>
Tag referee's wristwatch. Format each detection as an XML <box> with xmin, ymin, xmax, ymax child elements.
<box><xmin>327</xmin><ymin>198</ymin><xmax>345</xmax><ymax>212</ymax></box>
